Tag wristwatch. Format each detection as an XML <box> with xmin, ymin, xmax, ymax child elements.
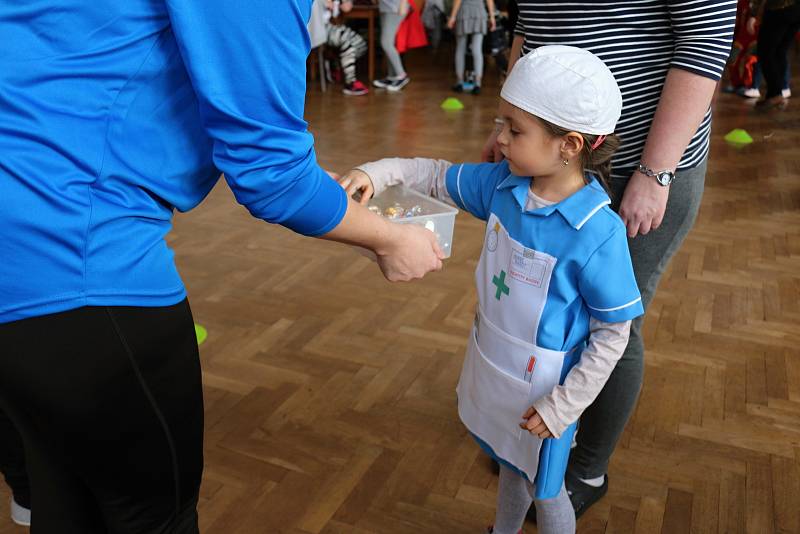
<box><xmin>637</xmin><ymin>163</ymin><xmax>675</xmax><ymax>187</ymax></box>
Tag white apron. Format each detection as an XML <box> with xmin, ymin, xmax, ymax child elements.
<box><xmin>456</xmin><ymin>214</ymin><xmax>574</xmax><ymax>482</ymax></box>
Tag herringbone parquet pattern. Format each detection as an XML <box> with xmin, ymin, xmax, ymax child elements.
<box><xmin>1</xmin><ymin>49</ymin><xmax>798</xmax><ymax>533</ymax></box>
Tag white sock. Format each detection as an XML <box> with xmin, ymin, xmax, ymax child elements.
<box><xmin>579</xmin><ymin>474</ymin><xmax>605</xmax><ymax>488</ymax></box>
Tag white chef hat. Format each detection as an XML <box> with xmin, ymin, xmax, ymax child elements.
<box><xmin>500</xmin><ymin>45</ymin><xmax>622</xmax><ymax>136</ymax></box>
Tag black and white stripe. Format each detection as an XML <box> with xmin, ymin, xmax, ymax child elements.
<box><xmin>515</xmin><ymin>0</ymin><xmax>735</xmax><ymax>178</ymax></box>
<box><xmin>327</xmin><ymin>24</ymin><xmax>368</xmax><ymax>84</ymax></box>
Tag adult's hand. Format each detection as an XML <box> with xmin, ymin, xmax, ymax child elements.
<box><xmin>481</xmin><ymin>126</ymin><xmax>504</xmax><ymax>163</ymax></box>
<box><xmin>746</xmin><ymin>16</ymin><xmax>757</xmax><ymax>35</ymax></box>
<box><xmin>320</xmin><ymin>198</ymin><xmax>443</xmax><ymax>281</ymax></box>
<box><xmin>376</xmin><ymin>222</ymin><xmax>444</xmax><ymax>282</ymax></box>
<box><xmin>618</xmin><ymin>171</ymin><xmax>669</xmax><ymax>237</ymax></box>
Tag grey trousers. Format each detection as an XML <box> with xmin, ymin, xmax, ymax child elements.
<box><xmin>379</xmin><ymin>12</ymin><xmax>406</xmax><ymax>78</ymax></box>
<box><xmin>455</xmin><ymin>33</ymin><xmax>485</xmax><ymax>81</ymax></box>
<box><xmin>568</xmin><ymin>159</ymin><xmax>707</xmax><ymax>479</ymax></box>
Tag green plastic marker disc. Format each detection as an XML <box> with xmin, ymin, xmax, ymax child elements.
<box><xmin>195</xmin><ymin>324</ymin><xmax>208</xmax><ymax>345</ymax></box>
<box><xmin>723</xmin><ymin>128</ymin><xmax>753</xmax><ymax>145</ymax></box>
<box><xmin>441</xmin><ymin>97</ymin><xmax>464</xmax><ymax>111</ymax></box>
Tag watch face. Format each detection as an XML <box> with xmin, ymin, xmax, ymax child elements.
<box><xmin>656</xmin><ymin>171</ymin><xmax>675</xmax><ymax>186</ymax></box>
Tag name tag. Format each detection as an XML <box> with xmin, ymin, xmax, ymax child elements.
<box><xmin>509</xmin><ymin>247</ymin><xmax>548</xmax><ymax>288</ymax></box>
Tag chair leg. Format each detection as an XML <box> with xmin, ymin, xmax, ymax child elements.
<box><xmin>318</xmin><ymin>46</ymin><xmax>327</xmax><ymax>92</ymax></box>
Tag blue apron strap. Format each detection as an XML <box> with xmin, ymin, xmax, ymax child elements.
<box><xmin>533</xmin><ymin>422</ymin><xmax>577</xmax><ymax>499</ymax></box>
<box><xmin>533</xmin><ymin>343</ymin><xmax>585</xmax><ymax>500</ymax></box>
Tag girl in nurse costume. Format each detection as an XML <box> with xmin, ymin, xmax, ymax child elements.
<box><xmin>338</xmin><ymin>45</ymin><xmax>644</xmax><ymax>534</ymax></box>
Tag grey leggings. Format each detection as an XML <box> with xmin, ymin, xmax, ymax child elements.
<box><xmin>568</xmin><ymin>160</ymin><xmax>707</xmax><ymax>479</ymax></box>
<box><xmin>455</xmin><ymin>33</ymin><xmax>484</xmax><ymax>82</ymax></box>
<box><xmin>494</xmin><ymin>465</ymin><xmax>575</xmax><ymax>534</ymax></box>
<box><xmin>379</xmin><ymin>12</ymin><xmax>406</xmax><ymax>78</ymax></box>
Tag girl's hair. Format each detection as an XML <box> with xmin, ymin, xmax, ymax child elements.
<box><xmin>537</xmin><ymin>119</ymin><xmax>621</xmax><ymax>193</ymax></box>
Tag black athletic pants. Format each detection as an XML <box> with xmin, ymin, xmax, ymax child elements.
<box><xmin>0</xmin><ymin>405</ymin><xmax>30</xmax><ymax>508</ymax></box>
<box><xmin>0</xmin><ymin>300</ymin><xmax>203</xmax><ymax>533</ymax></box>
<box><xmin>759</xmin><ymin>3</ymin><xmax>800</xmax><ymax>99</ymax></box>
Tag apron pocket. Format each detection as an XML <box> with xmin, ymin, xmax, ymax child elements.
<box><xmin>460</xmin><ymin>330</ymin><xmax>533</xmax><ymax>440</ymax></box>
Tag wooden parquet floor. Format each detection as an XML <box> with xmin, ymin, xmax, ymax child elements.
<box><xmin>1</xmin><ymin>50</ymin><xmax>798</xmax><ymax>533</ymax></box>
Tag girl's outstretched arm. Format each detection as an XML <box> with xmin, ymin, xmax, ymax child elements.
<box><xmin>347</xmin><ymin>158</ymin><xmax>457</xmax><ymax>206</ymax></box>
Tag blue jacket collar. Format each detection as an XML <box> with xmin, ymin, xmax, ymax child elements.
<box><xmin>497</xmin><ymin>173</ymin><xmax>611</xmax><ymax>230</ymax></box>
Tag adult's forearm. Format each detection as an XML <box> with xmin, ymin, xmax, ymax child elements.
<box><xmin>508</xmin><ymin>34</ymin><xmax>524</xmax><ymax>74</ymax></box>
<box><xmin>319</xmin><ymin>198</ymin><xmax>396</xmax><ymax>254</ymax></box>
<box><xmin>639</xmin><ymin>68</ymin><xmax>718</xmax><ymax>172</ymax></box>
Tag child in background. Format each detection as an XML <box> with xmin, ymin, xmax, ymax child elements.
<box><xmin>308</xmin><ymin>0</ymin><xmax>370</xmax><ymax>95</ymax></box>
<box><xmin>448</xmin><ymin>0</ymin><xmax>496</xmax><ymax>94</ymax></box>
<box><xmin>337</xmin><ymin>46</ymin><xmax>643</xmax><ymax>533</ymax></box>
<box><xmin>374</xmin><ymin>0</ymin><xmax>411</xmax><ymax>91</ymax></box>
<box><xmin>724</xmin><ymin>0</ymin><xmax>761</xmax><ymax>97</ymax></box>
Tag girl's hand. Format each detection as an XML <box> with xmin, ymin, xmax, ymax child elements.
<box><xmin>520</xmin><ymin>406</ymin><xmax>552</xmax><ymax>439</ymax></box>
<box><xmin>489</xmin><ymin>17</ymin><xmax>496</xmax><ymax>31</ymax></box>
<box><xmin>447</xmin><ymin>16</ymin><xmax>457</xmax><ymax>29</ymax></box>
<box><xmin>337</xmin><ymin>169</ymin><xmax>375</xmax><ymax>205</ymax></box>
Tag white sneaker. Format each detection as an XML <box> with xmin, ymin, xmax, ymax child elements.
<box><xmin>743</xmin><ymin>88</ymin><xmax>761</xmax><ymax>98</ymax></box>
<box><xmin>11</xmin><ymin>498</ymin><xmax>31</xmax><ymax>527</ymax></box>
<box><xmin>782</xmin><ymin>88</ymin><xmax>792</xmax><ymax>98</ymax></box>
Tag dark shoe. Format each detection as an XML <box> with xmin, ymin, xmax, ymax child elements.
<box><xmin>755</xmin><ymin>95</ymin><xmax>788</xmax><ymax>110</ymax></box>
<box><xmin>472</xmin><ymin>85</ymin><xmax>482</xmax><ymax>95</ymax></box>
<box><xmin>452</xmin><ymin>82</ymin><xmax>465</xmax><ymax>93</ymax></box>
<box><xmin>343</xmin><ymin>80</ymin><xmax>369</xmax><ymax>96</ymax></box>
<box><xmin>372</xmin><ymin>77</ymin><xmax>393</xmax><ymax>88</ymax></box>
<box><xmin>525</xmin><ymin>471</ymin><xmax>609</xmax><ymax>523</ymax></box>
<box><xmin>567</xmin><ymin>471</ymin><xmax>608</xmax><ymax>519</ymax></box>
<box><xmin>386</xmin><ymin>76</ymin><xmax>410</xmax><ymax>92</ymax></box>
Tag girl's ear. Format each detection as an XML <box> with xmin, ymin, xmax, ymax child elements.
<box><xmin>561</xmin><ymin>132</ymin><xmax>585</xmax><ymax>159</ymax></box>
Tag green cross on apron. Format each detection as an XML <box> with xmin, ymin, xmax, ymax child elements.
<box><xmin>492</xmin><ymin>270</ymin><xmax>510</xmax><ymax>300</ymax></box>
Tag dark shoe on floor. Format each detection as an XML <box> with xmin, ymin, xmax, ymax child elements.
<box><xmin>386</xmin><ymin>76</ymin><xmax>410</xmax><ymax>92</ymax></box>
<box><xmin>373</xmin><ymin>77</ymin><xmax>393</xmax><ymax>88</ymax></box>
<box><xmin>567</xmin><ymin>471</ymin><xmax>608</xmax><ymax>519</ymax></box>
<box><xmin>755</xmin><ymin>95</ymin><xmax>788</xmax><ymax>110</ymax></box>
<box><xmin>525</xmin><ymin>471</ymin><xmax>609</xmax><ymax>523</ymax></box>
<box><xmin>343</xmin><ymin>80</ymin><xmax>369</xmax><ymax>96</ymax></box>
<box><xmin>472</xmin><ymin>85</ymin><xmax>481</xmax><ymax>95</ymax></box>
<box><xmin>452</xmin><ymin>82</ymin><xmax>465</xmax><ymax>93</ymax></box>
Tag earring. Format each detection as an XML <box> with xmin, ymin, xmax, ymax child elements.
<box><xmin>562</xmin><ymin>158</ymin><xmax>569</xmax><ymax>166</ymax></box>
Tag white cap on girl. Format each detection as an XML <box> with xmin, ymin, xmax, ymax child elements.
<box><xmin>500</xmin><ymin>45</ymin><xmax>622</xmax><ymax>136</ymax></box>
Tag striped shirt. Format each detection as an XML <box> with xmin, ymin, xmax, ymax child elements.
<box><xmin>515</xmin><ymin>1</ymin><xmax>736</xmax><ymax>178</ymax></box>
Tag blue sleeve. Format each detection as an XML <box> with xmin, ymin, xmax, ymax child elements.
<box><xmin>578</xmin><ymin>228</ymin><xmax>644</xmax><ymax>323</ymax></box>
<box><xmin>445</xmin><ymin>162</ymin><xmax>510</xmax><ymax>221</ymax></box>
<box><xmin>165</xmin><ymin>0</ymin><xmax>347</xmax><ymax>236</ymax></box>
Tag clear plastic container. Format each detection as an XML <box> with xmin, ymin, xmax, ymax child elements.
<box><xmin>368</xmin><ymin>185</ymin><xmax>459</xmax><ymax>258</ymax></box>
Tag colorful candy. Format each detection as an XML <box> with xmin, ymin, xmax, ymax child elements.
<box><xmin>372</xmin><ymin>202</ymin><xmax>426</xmax><ymax>219</ymax></box>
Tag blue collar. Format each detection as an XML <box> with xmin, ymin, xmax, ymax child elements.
<box><xmin>497</xmin><ymin>173</ymin><xmax>612</xmax><ymax>230</ymax></box>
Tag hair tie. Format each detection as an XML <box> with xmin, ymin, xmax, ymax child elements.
<box><xmin>591</xmin><ymin>135</ymin><xmax>607</xmax><ymax>150</ymax></box>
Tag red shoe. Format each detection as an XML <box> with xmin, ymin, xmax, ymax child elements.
<box><xmin>343</xmin><ymin>80</ymin><xmax>369</xmax><ymax>96</ymax></box>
